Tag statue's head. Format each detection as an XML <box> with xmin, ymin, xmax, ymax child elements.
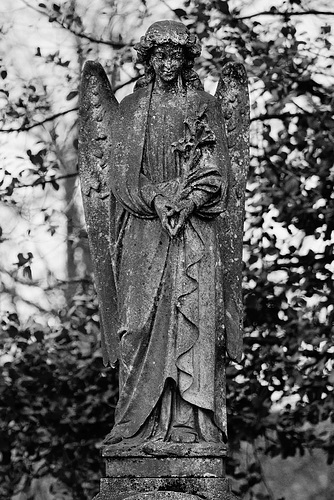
<box><xmin>134</xmin><ymin>20</ymin><xmax>203</xmax><ymax>91</ymax></box>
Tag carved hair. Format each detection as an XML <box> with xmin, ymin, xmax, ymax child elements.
<box><xmin>134</xmin><ymin>20</ymin><xmax>203</xmax><ymax>91</ymax></box>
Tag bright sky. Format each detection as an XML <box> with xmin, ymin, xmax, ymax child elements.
<box><xmin>0</xmin><ymin>0</ymin><xmax>333</xmax><ymax>323</ymax></box>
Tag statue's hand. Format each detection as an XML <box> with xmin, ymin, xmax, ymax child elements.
<box><xmin>169</xmin><ymin>199</ymin><xmax>195</xmax><ymax>237</ymax></box>
<box><xmin>154</xmin><ymin>195</ymin><xmax>176</xmax><ymax>237</ymax></box>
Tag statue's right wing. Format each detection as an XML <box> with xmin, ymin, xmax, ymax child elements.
<box><xmin>78</xmin><ymin>61</ymin><xmax>119</xmax><ymax>367</ymax></box>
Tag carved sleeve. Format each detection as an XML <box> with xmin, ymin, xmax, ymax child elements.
<box><xmin>140</xmin><ymin>175</ymin><xmax>165</xmax><ymax>208</ymax></box>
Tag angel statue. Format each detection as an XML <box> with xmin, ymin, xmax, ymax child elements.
<box><xmin>79</xmin><ymin>20</ymin><xmax>249</xmax><ymax>447</ymax></box>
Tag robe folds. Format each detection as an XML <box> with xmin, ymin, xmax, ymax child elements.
<box><xmin>108</xmin><ymin>84</ymin><xmax>231</xmax><ymax>442</ymax></box>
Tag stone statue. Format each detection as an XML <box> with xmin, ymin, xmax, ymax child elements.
<box><xmin>79</xmin><ymin>20</ymin><xmax>249</xmax><ymax>452</ymax></box>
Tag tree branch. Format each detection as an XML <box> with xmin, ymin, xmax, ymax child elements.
<box><xmin>253</xmin><ymin>445</ymin><xmax>276</xmax><ymax>500</ymax></box>
<box><xmin>54</xmin><ymin>18</ymin><xmax>127</xmax><ymax>49</ymax></box>
<box><xmin>16</xmin><ymin>172</ymin><xmax>79</xmax><ymax>190</ymax></box>
<box><xmin>0</xmin><ymin>76</ymin><xmax>140</xmax><ymax>134</ymax></box>
<box><xmin>0</xmin><ymin>108</ymin><xmax>78</xmax><ymax>133</ymax></box>
<box><xmin>114</xmin><ymin>75</ymin><xmax>140</xmax><ymax>91</ymax></box>
<box><xmin>20</xmin><ymin>0</ymin><xmax>127</xmax><ymax>49</ymax></box>
<box><xmin>236</xmin><ymin>9</ymin><xmax>334</xmax><ymax>21</ymax></box>
<box><xmin>251</xmin><ymin>111</ymin><xmax>314</xmax><ymax>122</ymax></box>
<box><xmin>0</xmin><ymin>267</ymin><xmax>92</xmax><ymax>290</ymax></box>
<box><xmin>42</xmin><ymin>277</ymin><xmax>92</xmax><ymax>291</ymax></box>
<box><xmin>160</xmin><ymin>0</ymin><xmax>178</xmax><ymax>16</ymax></box>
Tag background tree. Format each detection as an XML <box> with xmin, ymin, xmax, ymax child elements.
<box><xmin>0</xmin><ymin>0</ymin><xmax>333</xmax><ymax>499</ymax></box>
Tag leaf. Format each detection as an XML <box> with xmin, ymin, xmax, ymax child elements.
<box><xmin>27</xmin><ymin>148</ymin><xmax>46</xmax><ymax>167</ymax></box>
<box><xmin>321</xmin><ymin>25</ymin><xmax>331</xmax><ymax>34</ymax></box>
<box><xmin>66</xmin><ymin>90</ymin><xmax>78</xmax><ymax>101</ymax></box>
<box><xmin>17</xmin><ymin>253</ymin><xmax>28</xmax><ymax>266</ymax></box>
<box><xmin>217</xmin><ymin>0</ymin><xmax>230</xmax><ymax>15</ymax></box>
<box><xmin>23</xmin><ymin>266</ymin><xmax>32</xmax><ymax>280</ymax></box>
<box><xmin>51</xmin><ymin>180</ymin><xmax>59</xmax><ymax>191</ymax></box>
<box><xmin>34</xmin><ymin>331</ymin><xmax>44</xmax><ymax>342</ymax></box>
<box><xmin>173</xmin><ymin>9</ymin><xmax>187</xmax><ymax>18</ymax></box>
<box><xmin>32</xmin><ymin>177</ymin><xmax>44</xmax><ymax>187</ymax></box>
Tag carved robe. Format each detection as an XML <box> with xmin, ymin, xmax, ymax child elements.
<box><xmin>108</xmin><ymin>84</ymin><xmax>231</xmax><ymax>443</ymax></box>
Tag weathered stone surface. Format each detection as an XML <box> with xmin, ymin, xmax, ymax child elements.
<box><xmin>80</xmin><ymin>19</ymin><xmax>247</xmax><ymax>500</ymax></box>
<box><xmin>123</xmin><ymin>492</ymin><xmax>202</xmax><ymax>500</ymax></box>
<box><xmin>95</xmin><ymin>477</ymin><xmax>233</xmax><ymax>500</ymax></box>
<box><xmin>80</xmin><ymin>19</ymin><xmax>249</xmax><ymax>450</ymax></box>
<box><xmin>123</xmin><ymin>493</ymin><xmax>202</xmax><ymax>500</ymax></box>
<box><xmin>102</xmin><ymin>442</ymin><xmax>227</xmax><ymax>458</ymax></box>
<box><xmin>103</xmin><ymin>442</ymin><xmax>226</xmax><ymax>478</ymax></box>
<box><xmin>106</xmin><ymin>457</ymin><xmax>223</xmax><ymax>478</ymax></box>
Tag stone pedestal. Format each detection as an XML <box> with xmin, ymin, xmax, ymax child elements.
<box><xmin>93</xmin><ymin>443</ymin><xmax>239</xmax><ymax>500</ymax></box>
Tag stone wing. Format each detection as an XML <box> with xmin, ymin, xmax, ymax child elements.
<box><xmin>215</xmin><ymin>62</ymin><xmax>250</xmax><ymax>362</ymax></box>
<box><xmin>78</xmin><ymin>61</ymin><xmax>119</xmax><ymax>366</ymax></box>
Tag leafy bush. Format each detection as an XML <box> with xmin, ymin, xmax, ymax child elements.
<box><xmin>0</xmin><ymin>291</ymin><xmax>118</xmax><ymax>499</ymax></box>
<box><xmin>1</xmin><ymin>1</ymin><xmax>334</xmax><ymax>499</ymax></box>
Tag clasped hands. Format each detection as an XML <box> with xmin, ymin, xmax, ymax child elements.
<box><xmin>154</xmin><ymin>195</ymin><xmax>195</xmax><ymax>237</ymax></box>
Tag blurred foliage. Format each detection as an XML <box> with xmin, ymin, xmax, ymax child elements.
<box><xmin>0</xmin><ymin>289</ymin><xmax>118</xmax><ymax>499</ymax></box>
<box><xmin>1</xmin><ymin>0</ymin><xmax>334</xmax><ymax>499</ymax></box>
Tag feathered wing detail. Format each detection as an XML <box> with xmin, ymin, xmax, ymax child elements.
<box><xmin>215</xmin><ymin>62</ymin><xmax>250</xmax><ymax>362</ymax></box>
<box><xmin>78</xmin><ymin>61</ymin><xmax>119</xmax><ymax>366</ymax></box>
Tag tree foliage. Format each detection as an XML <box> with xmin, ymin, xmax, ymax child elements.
<box><xmin>1</xmin><ymin>0</ymin><xmax>334</xmax><ymax>499</ymax></box>
<box><xmin>1</xmin><ymin>289</ymin><xmax>118</xmax><ymax>499</ymax></box>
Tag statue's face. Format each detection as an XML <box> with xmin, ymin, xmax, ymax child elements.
<box><xmin>150</xmin><ymin>43</ymin><xmax>184</xmax><ymax>83</ymax></box>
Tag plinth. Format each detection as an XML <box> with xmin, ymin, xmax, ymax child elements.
<box><xmin>93</xmin><ymin>442</ymin><xmax>239</xmax><ymax>500</ymax></box>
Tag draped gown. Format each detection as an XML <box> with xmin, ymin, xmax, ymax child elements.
<box><xmin>107</xmin><ymin>83</ymin><xmax>231</xmax><ymax>444</ymax></box>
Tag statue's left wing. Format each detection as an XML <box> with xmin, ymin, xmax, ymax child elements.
<box><xmin>78</xmin><ymin>61</ymin><xmax>119</xmax><ymax>366</ymax></box>
<box><xmin>215</xmin><ymin>62</ymin><xmax>250</xmax><ymax>363</ymax></box>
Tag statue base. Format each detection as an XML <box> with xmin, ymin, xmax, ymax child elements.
<box><xmin>93</xmin><ymin>443</ymin><xmax>240</xmax><ymax>500</ymax></box>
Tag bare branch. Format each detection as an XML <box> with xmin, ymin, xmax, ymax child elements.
<box><xmin>42</xmin><ymin>277</ymin><xmax>92</xmax><ymax>291</ymax></box>
<box><xmin>160</xmin><ymin>0</ymin><xmax>178</xmax><ymax>16</ymax></box>
<box><xmin>0</xmin><ymin>267</ymin><xmax>91</xmax><ymax>291</ymax></box>
<box><xmin>20</xmin><ymin>0</ymin><xmax>128</xmax><ymax>49</ymax></box>
<box><xmin>15</xmin><ymin>172</ymin><xmax>79</xmax><ymax>190</ymax></box>
<box><xmin>236</xmin><ymin>9</ymin><xmax>334</xmax><ymax>21</ymax></box>
<box><xmin>253</xmin><ymin>445</ymin><xmax>276</xmax><ymax>500</ymax></box>
<box><xmin>114</xmin><ymin>75</ymin><xmax>140</xmax><ymax>91</ymax></box>
<box><xmin>251</xmin><ymin>111</ymin><xmax>314</xmax><ymax>122</ymax></box>
<box><xmin>0</xmin><ymin>76</ymin><xmax>141</xmax><ymax>134</ymax></box>
<box><xmin>0</xmin><ymin>108</ymin><xmax>78</xmax><ymax>133</ymax></box>
<box><xmin>54</xmin><ymin>18</ymin><xmax>128</xmax><ymax>49</ymax></box>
